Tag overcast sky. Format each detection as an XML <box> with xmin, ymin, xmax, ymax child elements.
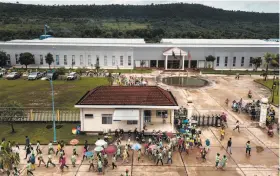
<box><xmin>0</xmin><ymin>0</ymin><xmax>279</xmax><ymax>13</ymax></box>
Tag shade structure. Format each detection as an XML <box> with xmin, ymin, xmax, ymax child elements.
<box><xmin>113</xmin><ymin>109</ymin><xmax>139</xmax><ymax>121</ymax></box>
<box><xmin>85</xmin><ymin>151</ymin><xmax>94</xmax><ymax>157</ymax></box>
<box><xmin>94</xmin><ymin>146</ymin><xmax>104</xmax><ymax>152</ymax></box>
<box><xmin>95</xmin><ymin>139</ymin><xmax>108</xmax><ymax>147</ymax></box>
<box><xmin>131</xmin><ymin>143</ymin><xmax>142</xmax><ymax>151</ymax></box>
<box><xmin>69</xmin><ymin>139</ymin><xmax>79</xmax><ymax>145</ymax></box>
<box><xmin>105</xmin><ymin>145</ymin><xmax>117</xmax><ymax>154</ymax></box>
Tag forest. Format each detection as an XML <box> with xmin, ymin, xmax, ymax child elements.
<box><xmin>0</xmin><ymin>2</ymin><xmax>278</xmax><ymax>42</ymax></box>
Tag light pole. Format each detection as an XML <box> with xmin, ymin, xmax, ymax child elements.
<box><xmin>49</xmin><ymin>74</ymin><xmax>57</xmax><ymax>143</ymax></box>
<box><xmin>272</xmin><ymin>84</ymin><xmax>276</xmax><ymax>103</ymax></box>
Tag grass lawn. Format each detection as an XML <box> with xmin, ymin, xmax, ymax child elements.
<box><xmin>0</xmin><ymin>77</ymin><xmax>109</xmax><ymax>109</ymax></box>
<box><xmin>255</xmin><ymin>79</ymin><xmax>279</xmax><ymax>105</ymax></box>
<box><xmin>201</xmin><ymin>69</ymin><xmax>278</xmax><ymax>75</ymax></box>
<box><xmin>0</xmin><ymin>123</ymin><xmax>99</xmax><ymax>145</ymax></box>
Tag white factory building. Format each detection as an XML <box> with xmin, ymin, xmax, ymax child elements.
<box><xmin>0</xmin><ymin>37</ymin><xmax>278</xmax><ymax>70</ymax></box>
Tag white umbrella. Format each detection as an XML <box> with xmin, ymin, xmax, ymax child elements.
<box><xmin>95</xmin><ymin>139</ymin><xmax>107</xmax><ymax>147</ymax></box>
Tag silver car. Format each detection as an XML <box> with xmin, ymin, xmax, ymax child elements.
<box><xmin>28</xmin><ymin>72</ymin><xmax>43</xmax><ymax>80</ymax></box>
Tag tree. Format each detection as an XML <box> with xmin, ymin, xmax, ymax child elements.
<box><xmin>0</xmin><ymin>101</ymin><xmax>26</xmax><ymax>133</ymax></box>
<box><xmin>45</xmin><ymin>53</ymin><xmax>54</xmax><ymax>68</ymax></box>
<box><xmin>251</xmin><ymin>57</ymin><xmax>262</xmax><ymax>71</ymax></box>
<box><xmin>0</xmin><ymin>140</ymin><xmax>20</xmax><ymax>171</ymax></box>
<box><xmin>263</xmin><ymin>52</ymin><xmax>276</xmax><ymax>81</ymax></box>
<box><xmin>140</xmin><ymin>60</ymin><xmax>145</xmax><ymax>68</ymax></box>
<box><xmin>19</xmin><ymin>52</ymin><xmax>35</xmax><ymax>69</ymax></box>
<box><xmin>95</xmin><ymin>57</ymin><xmax>100</xmax><ymax>72</ymax></box>
<box><xmin>0</xmin><ymin>51</ymin><xmax>8</xmax><ymax>67</ymax></box>
<box><xmin>271</xmin><ymin>54</ymin><xmax>279</xmax><ymax>70</ymax></box>
<box><xmin>205</xmin><ymin>55</ymin><xmax>216</xmax><ymax>68</ymax></box>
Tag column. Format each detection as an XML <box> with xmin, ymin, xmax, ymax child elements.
<box><xmin>165</xmin><ymin>55</ymin><xmax>168</xmax><ymax>70</ymax></box>
<box><xmin>259</xmin><ymin>98</ymin><xmax>268</xmax><ymax>128</ymax></box>
<box><xmin>80</xmin><ymin>109</ymin><xmax>84</xmax><ymax>131</ymax></box>
<box><xmin>140</xmin><ymin>109</ymin><xmax>144</xmax><ymax>130</ymax></box>
<box><xmin>171</xmin><ymin>109</ymin><xmax>174</xmax><ymax>132</ymax></box>
<box><xmin>182</xmin><ymin>56</ymin><xmax>185</xmax><ymax>70</ymax></box>
<box><xmin>156</xmin><ymin>60</ymin><xmax>158</xmax><ymax>68</ymax></box>
<box><xmin>188</xmin><ymin>59</ymin><xmax>191</xmax><ymax>68</ymax></box>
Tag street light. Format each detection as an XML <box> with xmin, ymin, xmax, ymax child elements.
<box><xmin>272</xmin><ymin>84</ymin><xmax>276</xmax><ymax>103</ymax></box>
<box><xmin>49</xmin><ymin>72</ymin><xmax>57</xmax><ymax>143</ymax></box>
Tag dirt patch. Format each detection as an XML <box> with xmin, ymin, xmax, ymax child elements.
<box><xmin>256</xmin><ymin>146</ymin><xmax>264</xmax><ymax>153</ymax></box>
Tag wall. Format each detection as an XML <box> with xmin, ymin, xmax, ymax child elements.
<box><xmin>81</xmin><ymin>108</ymin><xmax>139</xmax><ymax>132</ymax></box>
<box><xmin>150</xmin><ymin>109</ymin><xmax>171</xmax><ymax>123</ymax></box>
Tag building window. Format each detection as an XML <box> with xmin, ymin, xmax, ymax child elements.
<box><xmin>6</xmin><ymin>54</ymin><xmax>11</xmax><ymax>65</ymax></box>
<box><xmin>80</xmin><ymin>55</ymin><xmax>83</xmax><ymax>65</ymax></box>
<box><xmin>72</xmin><ymin>55</ymin><xmax>75</xmax><ymax>65</ymax></box>
<box><xmin>102</xmin><ymin>114</ymin><xmax>112</xmax><ymax>124</ymax></box>
<box><xmin>62</xmin><ymin>55</ymin><xmax>66</xmax><ymax>65</ymax></box>
<box><xmin>15</xmin><ymin>54</ymin><xmax>19</xmax><ymax>64</ymax></box>
<box><xmin>85</xmin><ymin>114</ymin><xmax>93</xmax><ymax>118</ymax></box>
<box><xmin>233</xmin><ymin>57</ymin><xmax>236</xmax><ymax>67</ymax></box>
<box><xmin>224</xmin><ymin>57</ymin><xmax>228</xmax><ymax>67</ymax></box>
<box><xmin>127</xmin><ymin>120</ymin><xmax>138</xmax><ymax>125</ymax></box>
<box><xmin>120</xmin><ymin>56</ymin><xmax>123</xmax><ymax>66</ymax></box>
<box><xmin>216</xmin><ymin>57</ymin><xmax>220</xmax><ymax>66</ymax></box>
<box><xmin>56</xmin><ymin>55</ymin><xmax>60</xmax><ymax>65</ymax></box>
<box><xmin>112</xmin><ymin>56</ymin><xmax>115</xmax><ymax>66</ymax></box>
<box><xmin>88</xmin><ymin>55</ymin><xmax>91</xmax><ymax>66</ymax></box>
<box><xmin>104</xmin><ymin>56</ymin><xmax>107</xmax><ymax>66</ymax></box>
<box><xmin>249</xmin><ymin>57</ymin><xmax>253</xmax><ymax>67</ymax></box>
<box><xmin>156</xmin><ymin>110</ymin><xmax>168</xmax><ymax>118</ymax></box>
<box><xmin>241</xmin><ymin>57</ymin><xmax>245</xmax><ymax>67</ymax></box>
<box><xmin>128</xmin><ymin>56</ymin><xmax>132</xmax><ymax>66</ymax></box>
<box><xmin>40</xmin><ymin>55</ymin><xmax>43</xmax><ymax>65</ymax></box>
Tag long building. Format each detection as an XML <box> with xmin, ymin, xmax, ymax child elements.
<box><xmin>0</xmin><ymin>38</ymin><xmax>278</xmax><ymax>70</ymax></box>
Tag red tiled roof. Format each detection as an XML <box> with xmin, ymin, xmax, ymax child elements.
<box><xmin>76</xmin><ymin>86</ymin><xmax>178</xmax><ymax>106</ymax></box>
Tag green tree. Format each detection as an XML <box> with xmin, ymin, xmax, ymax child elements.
<box><xmin>205</xmin><ymin>55</ymin><xmax>216</xmax><ymax>68</ymax></box>
<box><xmin>0</xmin><ymin>51</ymin><xmax>8</xmax><ymax>67</ymax></box>
<box><xmin>0</xmin><ymin>101</ymin><xmax>25</xmax><ymax>133</ymax></box>
<box><xmin>271</xmin><ymin>54</ymin><xmax>279</xmax><ymax>69</ymax></box>
<box><xmin>0</xmin><ymin>141</ymin><xmax>20</xmax><ymax>171</ymax></box>
<box><xmin>251</xmin><ymin>57</ymin><xmax>262</xmax><ymax>71</ymax></box>
<box><xmin>45</xmin><ymin>53</ymin><xmax>54</xmax><ymax>69</ymax></box>
<box><xmin>263</xmin><ymin>52</ymin><xmax>276</xmax><ymax>81</ymax></box>
<box><xmin>19</xmin><ymin>52</ymin><xmax>35</xmax><ymax>69</ymax></box>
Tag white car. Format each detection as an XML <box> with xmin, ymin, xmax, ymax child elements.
<box><xmin>28</xmin><ymin>72</ymin><xmax>43</xmax><ymax>80</ymax></box>
<box><xmin>6</xmin><ymin>72</ymin><xmax>21</xmax><ymax>80</ymax></box>
<box><xmin>67</xmin><ymin>72</ymin><xmax>77</xmax><ymax>80</ymax></box>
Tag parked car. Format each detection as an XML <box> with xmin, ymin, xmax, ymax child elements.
<box><xmin>46</xmin><ymin>70</ymin><xmax>58</xmax><ymax>80</ymax></box>
<box><xmin>28</xmin><ymin>72</ymin><xmax>43</xmax><ymax>80</ymax></box>
<box><xmin>67</xmin><ymin>72</ymin><xmax>77</xmax><ymax>80</ymax></box>
<box><xmin>6</xmin><ymin>72</ymin><xmax>21</xmax><ymax>80</ymax></box>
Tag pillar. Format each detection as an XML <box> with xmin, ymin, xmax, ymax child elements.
<box><xmin>30</xmin><ymin>109</ymin><xmax>33</xmax><ymax>121</ymax></box>
<box><xmin>80</xmin><ymin>109</ymin><xmax>84</xmax><ymax>131</ymax></box>
<box><xmin>140</xmin><ymin>109</ymin><xmax>144</xmax><ymax>130</ymax></box>
<box><xmin>156</xmin><ymin>60</ymin><xmax>158</xmax><ymax>68</ymax></box>
<box><xmin>165</xmin><ymin>55</ymin><xmax>168</xmax><ymax>70</ymax></box>
<box><xmin>188</xmin><ymin>59</ymin><xmax>191</xmax><ymax>68</ymax></box>
<box><xmin>259</xmin><ymin>98</ymin><xmax>268</xmax><ymax>128</ymax></box>
<box><xmin>182</xmin><ymin>56</ymin><xmax>185</xmax><ymax>70</ymax></box>
<box><xmin>171</xmin><ymin>109</ymin><xmax>174</xmax><ymax>132</ymax></box>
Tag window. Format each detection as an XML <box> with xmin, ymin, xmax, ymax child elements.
<box><xmin>104</xmin><ymin>56</ymin><xmax>107</xmax><ymax>66</ymax></box>
<box><xmin>80</xmin><ymin>55</ymin><xmax>83</xmax><ymax>65</ymax></box>
<box><xmin>85</xmin><ymin>114</ymin><xmax>93</xmax><ymax>118</ymax></box>
<box><xmin>128</xmin><ymin>56</ymin><xmax>132</xmax><ymax>66</ymax></box>
<box><xmin>6</xmin><ymin>54</ymin><xmax>11</xmax><ymax>65</ymax></box>
<box><xmin>216</xmin><ymin>57</ymin><xmax>220</xmax><ymax>66</ymax></box>
<box><xmin>127</xmin><ymin>120</ymin><xmax>138</xmax><ymax>125</ymax></box>
<box><xmin>56</xmin><ymin>55</ymin><xmax>60</xmax><ymax>65</ymax></box>
<box><xmin>40</xmin><ymin>55</ymin><xmax>43</xmax><ymax>65</ymax></box>
<box><xmin>120</xmin><ymin>56</ymin><xmax>123</xmax><ymax>66</ymax></box>
<box><xmin>233</xmin><ymin>57</ymin><xmax>236</xmax><ymax>67</ymax></box>
<box><xmin>241</xmin><ymin>57</ymin><xmax>245</xmax><ymax>67</ymax></box>
<box><xmin>224</xmin><ymin>57</ymin><xmax>228</xmax><ymax>67</ymax></box>
<box><xmin>249</xmin><ymin>57</ymin><xmax>253</xmax><ymax>67</ymax></box>
<box><xmin>156</xmin><ymin>110</ymin><xmax>168</xmax><ymax>118</ymax></box>
<box><xmin>15</xmin><ymin>54</ymin><xmax>19</xmax><ymax>64</ymax></box>
<box><xmin>88</xmin><ymin>55</ymin><xmax>91</xmax><ymax>66</ymax></box>
<box><xmin>72</xmin><ymin>55</ymin><xmax>75</xmax><ymax>65</ymax></box>
<box><xmin>102</xmin><ymin>114</ymin><xmax>112</xmax><ymax>124</ymax></box>
<box><xmin>112</xmin><ymin>56</ymin><xmax>115</xmax><ymax>66</ymax></box>
<box><xmin>62</xmin><ymin>55</ymin><xmax>66</xmax><ymax>65</ymax></box>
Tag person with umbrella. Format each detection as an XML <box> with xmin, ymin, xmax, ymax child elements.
<box><xmin>112</xmin><ymin>154</ymin><xmax>117</xmax><ymax>170</ymax></box>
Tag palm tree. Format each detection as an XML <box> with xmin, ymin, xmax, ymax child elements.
<box><xmin>0</xmin><ymin>141</ymin><xmax>20</xmax><ymax>172</ymax></box>
<box><xmin>263</xmin><ymin>52</ymin><xmax>276</xmax><ymax>81</ymax></box>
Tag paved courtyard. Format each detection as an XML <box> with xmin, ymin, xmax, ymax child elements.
<box><xmin>4</xmin><ymin>72</ymin><xmax>280</xmax><ymax>176</ymax></box>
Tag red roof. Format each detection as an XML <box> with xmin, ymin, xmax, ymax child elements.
<box><xmin>76</xmin><ymin>86</ymin><xmax>178</xmax><ymax>106</ymax></box>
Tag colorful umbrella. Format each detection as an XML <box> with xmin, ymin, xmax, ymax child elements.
<box><xmin>94</xmin><ymin>146</ymin><xmax>104</xmax><ymax>152</ymax></box>
<box><xmin>148</xmin><ymin>145</ymin><xmax>157</xmax><ymax>150</ymax></box>
<box><xmin>95</xmin><ymin>139</ymin><xmax>107</xmax><ymax>147</ymax></box>
<box><xmin>69</xmin><ymin>139</ymin><xmax>79</xmax><ymax>145</ymax></box>
<box><xmin>166</xmin><ymin>132</ymin><xmax>174</xmax><ymax>138</ymax></box>
<box><xmin>131</xmin><ymin>143</ymin><xmax>142</xmax><ymax>151</ymax></box>
<box><xmin>85</xmin><ymin>151</ymin><xmax>93</xmax><ymax>157</ymax></box>
<box><xmin>105</xmin><ymin>145</ymin><xmax>117</xmax><ymax>154</ymax></box>
<box><xmin>143</xmin><ymin>143</ymin><xmax>149</xmax><ymax>148</ymax></box>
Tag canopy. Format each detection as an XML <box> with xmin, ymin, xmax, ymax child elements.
<box><xmin>113</xmin><ymin>109</ymin><xmax>139</xmax><ymax>121</ymax></box>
